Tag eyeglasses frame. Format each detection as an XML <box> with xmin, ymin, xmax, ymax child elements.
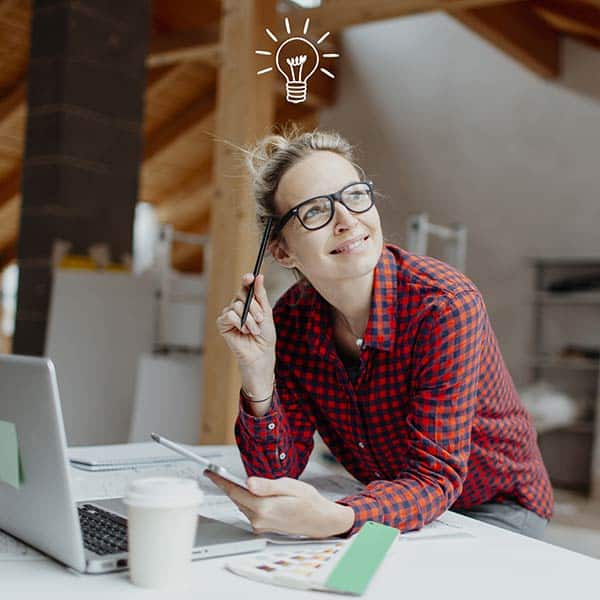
<box><xmin>271</xmin><ymin>180</ymin><xmax>375</xmax><ymax>237</ymax></box>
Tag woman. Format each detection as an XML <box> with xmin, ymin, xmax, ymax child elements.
<box><xmin>210</xmin><ymin>128</ymin><xmax>553</xmax><ymax>540</ymax></box>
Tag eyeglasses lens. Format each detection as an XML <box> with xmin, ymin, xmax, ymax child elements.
<box><xmin>299</xmin><ymin>183</ymin><xmax>372</xmax><ymax>230</ymax></box>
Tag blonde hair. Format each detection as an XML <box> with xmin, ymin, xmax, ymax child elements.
<box><xmin>245</xmin><ymin>125</ymin><xmax>364</xmax><ymax>282</ymax></box>
<box><xmin>245</xmin><ymin>124</ymin><xmax>364</xmax><ymax>284</ymax></box>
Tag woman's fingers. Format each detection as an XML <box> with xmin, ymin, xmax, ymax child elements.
<box><xmin>231</xmin><ymin>296</ymin><xmax>264</xmax><ymax>327</ymax></box>
<box><xmin>219</xmin><ymin>305</ymin><xmax>260</xmax><ymax>335</ymax></box>
<box><xmin>253</xmin><ymin>274</ymin><xmax>271</xmax><ymax>314</ymax></box>
<box><xmin>238</xmin><ymin>273</ymin><xmax>271</xmax><ymax>315</ymax></box>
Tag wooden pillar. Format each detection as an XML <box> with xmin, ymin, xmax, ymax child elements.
<box><xmin>13</xmin><ymin>0</ymin><xmax>151</xmax><ymax>355</ymax></box>
<box><xmin>201</xmin><ymin>0</ymin><xmax>276</xmax><ymax>443</ymax></box>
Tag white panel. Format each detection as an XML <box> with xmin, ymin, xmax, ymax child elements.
<box><xmin>129</xmin><ymin>353</ymin><xmax>203</xmax><ymax>445</ymax></box>
<box><xmin>45</xmin><ymin>270</ymin><xmax>155</xmax><ymax>445</ymax></box>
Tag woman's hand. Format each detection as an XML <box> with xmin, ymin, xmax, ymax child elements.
<box><xmin>205</xmin><ymin>472</ymin><xmax>356</xmax><ymax>539</ymax></box>
<box><xmin>216</xmin><ymin>273</ymin><xmax>276</xmax><ymax>375</ymax></box>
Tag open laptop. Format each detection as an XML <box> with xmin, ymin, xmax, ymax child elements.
<box><xmin>0</xmin><ymin>354</ymin><xmax>266</xmax><ymax>573</ymax></box>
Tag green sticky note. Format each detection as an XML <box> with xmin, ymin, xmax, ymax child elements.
<box><xmin>0</xmin><ymin>419</ymin><xmax>22</xmax><ymax>489</ymax></box>
<box><xmin>325</xmin><ymin>521</ymin><xmax>398</xmax><ymax>596</ymax></box>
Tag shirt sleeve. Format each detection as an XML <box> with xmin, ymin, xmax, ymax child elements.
<box><xmin>235</xmin><ymin>370</ymin><xmax>316</xmax><ymax>479</ymax></box>
<box><xmin>336</xmin><ymin>291</ymin><xmax>484</xmax><ymax>535</ymax></box>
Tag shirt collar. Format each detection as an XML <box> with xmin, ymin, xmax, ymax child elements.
<box><xmin>304</xmin><ymin>244</ymin><xmax>398</xmax><ymax>358</ymax></box>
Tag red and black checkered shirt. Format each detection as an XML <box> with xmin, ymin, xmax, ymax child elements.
<box><xmin>235</xmin><ymin>244</ymin><xmax>553</xmax><ymax>535</ymax></box>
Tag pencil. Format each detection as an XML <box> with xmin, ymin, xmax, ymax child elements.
<box><xmin>240</xmin><ymin>217</ymin><xmax>273</xmax><ymax>329</ymax></box>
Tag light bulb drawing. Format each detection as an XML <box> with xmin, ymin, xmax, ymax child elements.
<box><xmin>255</xmin><ymin>17</ymin><xmax>339</xmax><ymax>105</ymax></box>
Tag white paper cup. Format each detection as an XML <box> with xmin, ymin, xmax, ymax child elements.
<box><xmin>123</xmin><ymin>477</ymin><xmax>203</xmax><ymax>590</ymax></box>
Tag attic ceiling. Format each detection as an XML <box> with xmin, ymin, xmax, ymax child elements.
<box><xmin>0</xmin><ymin>0</ymin><xmax>598</xmax><ymax>273</ymax></box>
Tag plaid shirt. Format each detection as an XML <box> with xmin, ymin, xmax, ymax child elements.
<box><xmin>235</xmin><ymin>244</ymin><xmax>553</xmax><ymax>535</ymax></box>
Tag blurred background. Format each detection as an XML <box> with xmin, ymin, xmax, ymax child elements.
<box><xmin>0</xmin><ymin>0</ymin><xmax>599</xmax><ymax>557</ymax></box>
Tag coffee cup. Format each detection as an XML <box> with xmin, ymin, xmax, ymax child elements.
<box><xmin>123</xmin><ymin>477</ymin><xmax>203</xmax><ymax>590</ymax></box>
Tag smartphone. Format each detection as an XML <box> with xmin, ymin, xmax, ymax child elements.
<box><xmin>150</xmin><ymin>433</ymin><xmax>249</xmax><ymax>490</ymax></box>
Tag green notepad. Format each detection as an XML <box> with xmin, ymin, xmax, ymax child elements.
<box><xmin>0</xmin><ymin>420</ymin><xmax>23</xmax><ymax>489</ymax></box>
<box><xmin>325</xmin><ymin>521</ymin><xmax>398</xmax><ymax>595</ymax></box>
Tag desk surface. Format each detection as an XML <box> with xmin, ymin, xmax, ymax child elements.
<box><xmin>1</xmin><ymin>444</ymin><xmax>598</xmax><ymax>599</ymax></box>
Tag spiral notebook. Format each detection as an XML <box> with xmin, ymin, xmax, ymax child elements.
<box><xmin>68</xmin><ymin>443</ymin><xmax>221</xmax><ymax>471</ymax></box>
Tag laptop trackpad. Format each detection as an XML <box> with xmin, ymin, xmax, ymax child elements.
<box><xmin>89</xmin><ymin>498</ymin><xmax>258</xmax><ymax>547</ymax></box>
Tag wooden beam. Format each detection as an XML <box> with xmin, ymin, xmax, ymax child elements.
<box><xmin>0</xmin><ymin>169</ymin><xmax>22</xmax><ymax>258</ymax></box>
<box><xmin>533</xmin><ymin>0</ymin><xmax>600</xmax><ymax>40</ymax></box>
<box><xmin>201</xmin><ymin>0</ymin><xmax>277</xmax><ymax>444</ymax></box>
<box><xmin>151</xmin><ymin>0</ymin><xmax>222</xmax><ymax>31</ymax></box>
<box><xmin>155</xmin><ymin>172</ymin><xmax>213</xmax><ymax>228</ymax></box>
<box><xmin>0</xmin><ymin>195</ymin><xmax>20</xmax><ymax>251</ymax></box>
<box><xmin>449</xmin><ymin>2</ymin><xmax>560</xmax><ymax>78</ymax></box>
<box><xmin>284</xmin><ymin>0</ymin><xmax>515</xmax><ymax>33</ymax></box>
<box><xmin>143</xmin><ymin>93</ymin><xmax>215</xmax><ymax>161</ymax></box>
<box><xmin>171</xmin><ymin>212</ymin><xmax>211</xmax><ymax>272</ymax></box>
<box><xmin>275</xmin><ymin>102</ymin><xmax>320</xmax><ymax>131</ymax></box>
<box><xmin>0</xmin><ymin>81</ymin><xmax>26</xmax><ymax>123</ymax></box>
<box><xmin>147</xmin><ymin>28</ymin><xmax>221</xmax><ymax>68</ymax></box>
<box><xmin>0</xmin><ymin>167</ymin><xmax>21</xmax><ymax>209</ymax></box>
<box><xmin>140</xmin><ymin>110</ymin><xmax>215</xmax><ymax>204</ymax></box>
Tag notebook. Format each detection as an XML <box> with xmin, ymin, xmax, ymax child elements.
<box><xmin>68</xmin><ymin>443</ymin><xmax>222</xmax><ymax>471</ymax></box>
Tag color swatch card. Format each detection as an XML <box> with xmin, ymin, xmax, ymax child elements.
<box><xmin>226</xmin><ymin>521</ymin><xmax>398</xmax><ymax>596</ymax></box>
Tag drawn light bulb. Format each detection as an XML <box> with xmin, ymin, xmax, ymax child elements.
<box><xmin>275</xmin><ymin>37</ymin><xmax>319</xmax><ymax>104</ymax></box>
<box><xmin>256</xmin><ymin>18</ymin><xmax>338</xmax><ymax>105</ymax></box>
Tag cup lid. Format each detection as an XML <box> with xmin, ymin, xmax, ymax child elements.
<box><xmin>123</xmin><ymin>477</ymin><xmax>203</xmax><ymax>509</ymax></box>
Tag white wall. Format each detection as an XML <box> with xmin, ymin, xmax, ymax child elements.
<box><xmin>319</xmin><ymin>13</ymin><xmax>600</xmax><ymax>385</ymax></box>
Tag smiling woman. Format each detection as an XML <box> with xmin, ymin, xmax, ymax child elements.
<box><xmin>214</xmin><ymin>127</ymin><xmax>553</xmax><ymax>541</ymax></box>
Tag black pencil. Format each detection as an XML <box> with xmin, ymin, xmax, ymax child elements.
<box><xmin>240</xmin><ymin>217</ymin><xmax>273</xmax><ymax>329</ymax></box>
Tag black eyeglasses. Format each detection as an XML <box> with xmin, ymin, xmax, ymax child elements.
<box><xmin>272</xmin><ymin>181</ymin><xmax>374</xmax><ymax>236</ymax></box>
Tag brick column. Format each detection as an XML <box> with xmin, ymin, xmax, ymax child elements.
<box><xmin>14</xmin><ymin>0</ymin><xmax>151</xmax><ymax>355</ymax></box>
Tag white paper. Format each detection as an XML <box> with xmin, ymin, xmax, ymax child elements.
<box><xmin>400</xmin><ymin>514</ymin><xmax>473</xmax><ymax>541</ymax></box>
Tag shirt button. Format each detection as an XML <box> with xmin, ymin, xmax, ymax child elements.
<box><xmin>358</xmin><ymin>441</ymin><xmax>365</xmax><ymax>449</ymax></box>
<box><xmin>279</xmin><ymin>452</ymin><xmax>286</xmax><ymax>461</ymax></box>
<box><xmin>267</xmin><ymin>423</ymin><xmax>275</xmax><ymax>430</ymax></box>
<box><xmin>374</xmin><ymin>472</ymin><xmax>381</xmax><ymax>478</ymax></box>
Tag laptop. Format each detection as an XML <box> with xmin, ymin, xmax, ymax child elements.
<box><xmin>0</xmin><ymin>354</ymin><xmax>266</xmax><ymax>573</ymax></box>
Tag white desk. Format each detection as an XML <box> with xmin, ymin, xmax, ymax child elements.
<box><xmin>1</xmin><ymin>445</ymin><xmax>598</xmax><ymax>599</ymax></box>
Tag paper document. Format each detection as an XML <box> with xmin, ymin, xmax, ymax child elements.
<box><xmin>0</xmin><ymin>420</ymin><xmax>22</xmax><ymax>489</ymax></box>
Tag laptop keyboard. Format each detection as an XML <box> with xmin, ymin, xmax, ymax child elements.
<box><xmin>78</xmin><ymin>504</ymin><xmax>128</xmax><ymax>556</ymax></box>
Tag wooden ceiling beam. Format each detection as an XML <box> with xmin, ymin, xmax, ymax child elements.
<box><xmin>283</xmin><ymin>0</ymin><xmax>515</xmax><ymax>33</ymax></box>
<box><xmin>140</xmin><ymin>109</ymin><xmax>215</xmax><ymax>204</ymax></box>
<box><xmin>143</xmin><ymin>92</ymin><xmax>215</xmax><ymax>161</ymax></box>
<box><xmin>0</xmin><ymin>167</ymin><xmax>21</xmax><ymax>209</ymax></box>
<box><xmin>0</xmin><ymin>195</ymin><xmax>20</xmax><ymax>252</ymax></box>
<box><xmin>275</xmin><ymin>102</ymin><xmax>320</xmax><ymax>131</ymax></box>
<box><xmin>151</xmin><ymin>0</ymin><xmax>222</xmax><ymax>32</ymax></box>
<box><xmin>449</xmin><ymin>2</ymin><xmax>560</xmax><ymax>78</ymax></box>
<box><xmin>0</xmin><ymin>81</ymin><xmax>26</xmax><ymax>124</ymax></box>
<box><xmin>533</xmin><ymin>0</ymin><xmax>600</xmax><ymax>41</ymax></box>
<box><xmin>154</xmin><ymin>172</ymin><xmax>213</xmax><ymax>228</ymax></box>
<box><xmin>147</xmin><ymin>28</ymin><xmax>221</xmax><ymax>68</ymax></box>
<box><xmin>0</xmin><ymin>244</ymin><xmax>16</xmax><ymax>275</ymax></box>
